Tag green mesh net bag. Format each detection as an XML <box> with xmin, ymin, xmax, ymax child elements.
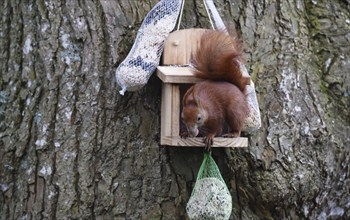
<box><xmin>186</xmin><ymin>152</ymin><xmax>232</xmax><ymax>220</ymax></box>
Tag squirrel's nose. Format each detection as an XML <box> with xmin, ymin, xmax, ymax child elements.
<box><xmin>188</xmin><ymin>127</ymin><xmax>199</xmax><ymax>137</ymax></box>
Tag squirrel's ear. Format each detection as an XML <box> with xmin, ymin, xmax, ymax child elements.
<box><xmin>195</xmin><ymin>95</ymin><xmax>201</xmax><ymax>107</ymax></box>
<box><xmin>183</xmin><ymin>86</ymin><xmax>194</xmax><ymax>105</ymax></box>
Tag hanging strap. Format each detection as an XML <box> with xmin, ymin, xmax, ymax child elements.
<box><xmin>176</xmin><ymin>0</ymin><xmax>217</xmax><ymax>30</ymax></box>
<box><xmin>176</xmin><ymin>0</ymin><xmax>186</xmax><ymax>30</ymax></box>
<box><xmin>203</xmin><ymin>0</ymin><xmax>215</xmax><ymax>29</ymax></box>
<box><xmin>204</xmin><ymin>0</ymin><xmax>226</xmax><ymax>31</ymax></box>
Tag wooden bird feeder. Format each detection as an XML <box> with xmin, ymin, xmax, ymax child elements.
<box><xmin>156</xmin><ymin>28</ymin><xmax>250</xmax><ymax>147</ymax></box>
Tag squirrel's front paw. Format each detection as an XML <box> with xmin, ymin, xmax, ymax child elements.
<box><xmin>204</xmin><ymin>135</ymin><xmax>214</xmax><ymax>151</ymax></box>
<box><xmin>180</xmin><ymin>131</ymin><xmax>189</xmax><ymax>138</ymax></box>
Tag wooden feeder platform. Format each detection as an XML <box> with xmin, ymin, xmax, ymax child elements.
<box><xmin>156</xmin><ymin>28</ymin><xmax>249</xmax><ymax>148</ymax></box>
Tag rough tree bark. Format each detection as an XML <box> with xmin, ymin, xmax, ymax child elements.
<box><xmin>0</xmin><ymin>0</ymin><xmax>349</xmax><ymax>219</ymax></box>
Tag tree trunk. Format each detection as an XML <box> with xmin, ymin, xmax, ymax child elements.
<box><xmin>0</xmin><ymin>0</ymin><xmax>349</xmax><ymax>219</ymax></box>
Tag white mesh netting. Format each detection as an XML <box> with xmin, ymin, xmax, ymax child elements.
<box><xmin>115</xmin><ymin>0</ymin><xmax>182</xmax><ymax>95</ymax></box>
<box><xmin>238</xmin><ymin>63</ymin><xmax>261</xmax><ymax>133</ymax></box>
<box><xmin>243</xmin><ymin>82</ymin><xmax>261</xmax><ymax>133</ymax></box>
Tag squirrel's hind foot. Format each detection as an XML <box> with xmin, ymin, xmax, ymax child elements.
<box><xmin>222</xmin><ymin>131</ymin><xmax>241</xmax><ymax>138</ymax></box>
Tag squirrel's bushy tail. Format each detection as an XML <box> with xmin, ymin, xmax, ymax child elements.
<box><xmin>191</xmin><ymin>30</ymin><xmax>248</xmax><ymax>91</ymax></box>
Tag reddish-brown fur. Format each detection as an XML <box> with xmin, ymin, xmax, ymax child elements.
<box><xmin>182</xmin><ymin>30</ymin><xmax>249</xmax><ymax>148</ymax></box>
<box><xmin>191</xmin><ymin>29</ymin><xmax>249</xmax><ymax>92</ymax></box>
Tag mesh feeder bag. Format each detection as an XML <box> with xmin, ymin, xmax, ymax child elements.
<box><xmin>115</xmin><ymin>0</ymin><xmax>183</xmax><ymax>95</ymax></box>
<box><xmin>186</xmin><ymin>153</ymin><xmax>232</xmax><ymax>220</ymax></box>
<box><xmin>238</xmin><ymin>62</ymin><xmax>261</xmax><ymax>134</ymax></box>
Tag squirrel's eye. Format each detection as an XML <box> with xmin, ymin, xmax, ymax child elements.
<box><xmin>197</xmin><ymin>116</ymin><xmax>201</xmax><ymax>122</ymax></box>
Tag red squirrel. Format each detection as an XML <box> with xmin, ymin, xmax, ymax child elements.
<box><xmin>181</xmin><ymin>29</ymin><xmax>249</xmax><ymax>148</ymax></box>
